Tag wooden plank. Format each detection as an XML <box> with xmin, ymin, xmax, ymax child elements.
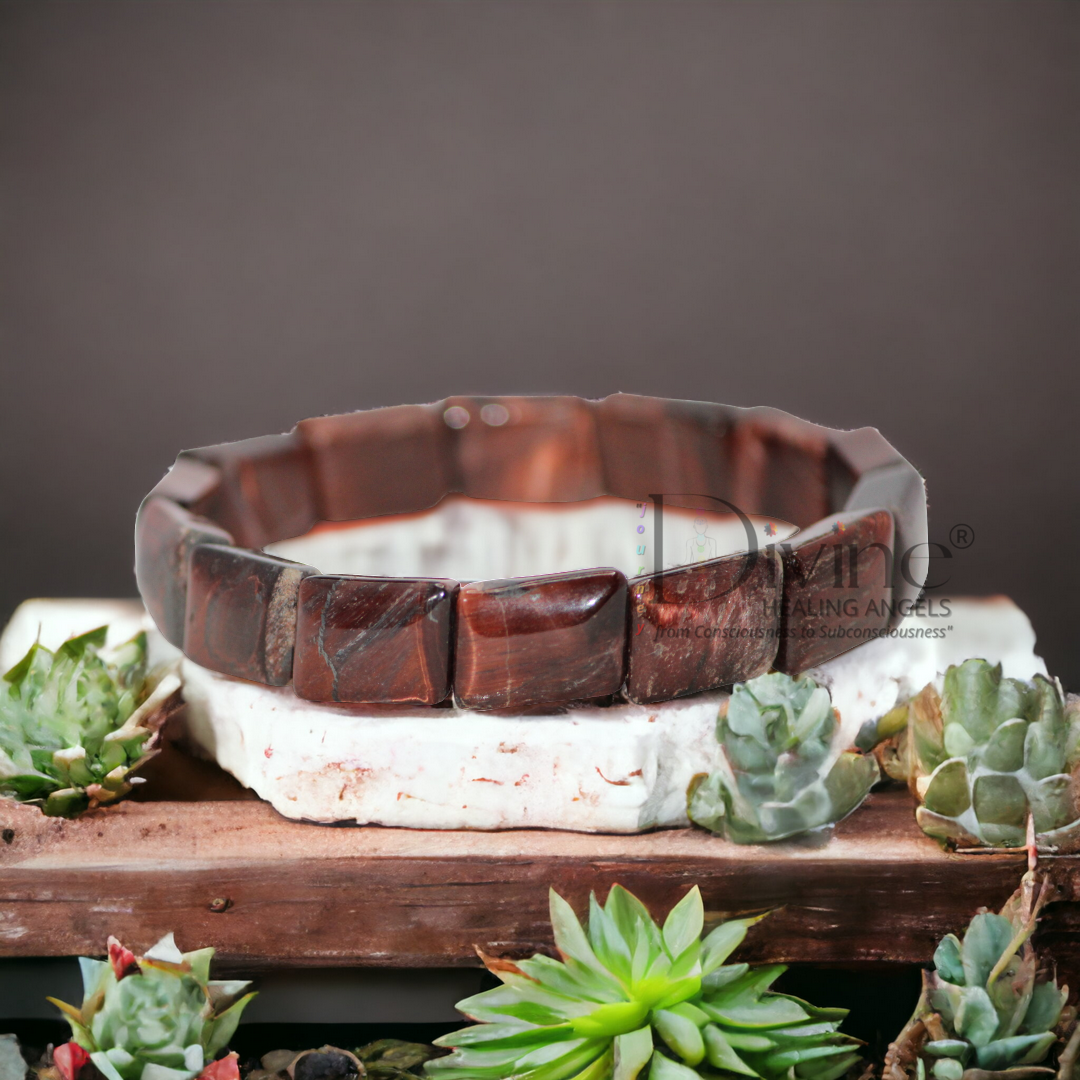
<box><xmin>3</xmin><ymin>786</ymin><xmax>1070</xmax><ymax>974</ymax></box>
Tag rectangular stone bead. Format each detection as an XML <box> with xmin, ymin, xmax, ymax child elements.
<box><xmin>294</xmin><ymin>575</ymin><xmax>456</xmax><ymax>705</ymax></box>
<box><xmin>146</xmin><ymin>457</ymin><xmax>222</xmax><ymax>508</ymax></box>
<box><xmin>134</xmin><ymin>497</ymin><xmax>234</xmax><ymax>647</ymax></box>
<box><xmin>595</xmin><ymin>394</ymin><xmax>733</xmax><ymax>510</ymax></box>
<box><xmin>729</xmin><ymin>411</ymin><xmax>830</xmax><ymax>529</ymax></box>
<box><xmin>184</xmin><ymin>544</ymin><xmax>316</xmax><ymax>685</ymax></box>
<box><xmin>185</xmin><ymin>433</ymin><xmax>319</xmax><ymax>548</ymax></box>
<box><xmin>773</xmin><ymin>509</ymin><xmax>895</xmax><ymax>674</ymax></box>
<box><xmin>455</xmin><ymin>568</ymin><xmax>627</xmax><ymax>711</ymax></box>
<box><xmin>297</xmin><ymin>404</ymin><xmax>454</xmax><ymax>520</ymax></box>
<box><xmin>625</xmin><ymin>548</ymin><xmax>781</xmax><ymax>704</ymax></box>
<box><xmin>836</xmin><ymin>433</ymin><xmax>928</xmax><ymax>615</ymax></box>
<box><xmin>443</xmin><ymin>395</ymin><xmax>605</xmax><ymax>502</ymax></box>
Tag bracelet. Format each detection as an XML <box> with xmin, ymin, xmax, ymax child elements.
<box><xmin>134</xmin><ymin>394</ymin><xmax>927</xmax><ymax>710</ymax></box>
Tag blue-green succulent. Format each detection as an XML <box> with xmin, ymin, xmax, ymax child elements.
<box><xmin>688</xmin><ymin>672</ymin><xmax>879</xmax><ymax>844</ymax></box>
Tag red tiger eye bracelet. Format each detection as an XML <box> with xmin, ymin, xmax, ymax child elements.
<box><xmin>134</xmin><ymin>394</ymin><xmax>927</xmax><ymax>710</ymax></box>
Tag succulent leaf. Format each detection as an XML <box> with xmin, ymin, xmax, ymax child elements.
<box><xmin>0</xmin><ymin>628</ymin><xmax>175</xmax><ymax>817</ymax></box>
<box><xmin>429</xmin><ymin>885</ymin><xmax>860</xmax><ymax>1080</ymax></box>
<box><xmin>688</xmin><ymin>673</ymin><xmax>878</xmax><ymax>844</ymax></box>
<box><xmin>887</xmin><ymin>872</ymin><xmax>1071</xmax><ymax>1080</ymax></box>
<box><xmin>873</xmin><ymin>660</ymin><xmax>1080</xmax><ymax>851</ymax></box>
<box><xmin>50</xmin><ymin>933</ymin><xmax>255</xmax><ymax>1080</ymax></box>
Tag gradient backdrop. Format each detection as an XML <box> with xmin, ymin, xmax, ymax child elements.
<box><xmin>2</xmin><ymin>1</ymin><xmax>1078</xmax><ymax>686</ymax></box>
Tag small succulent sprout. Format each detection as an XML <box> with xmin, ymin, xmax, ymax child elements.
<box><xmin>884</xmin><ymin>872</ymin><xmax>1073</xmax><ymax>1080</ymax></box>
<box><xmin>687</xmin><ymin>672</ymin><xmax>879</xmax><ymax>843</ymax></box>
<box><xmin>863</xmin><ymin>660</ymin><xmax>1080</xmax><ymax>851</ymax></box>
<box><xmin>0</xmin><ymin>626</ymin><xmax>180</xmax><ymax>817</ymax></box>
<box><xmin>427</xmin><ymin>883</ymin><xmax>862</xmax><ymax>1080</ymax></box>
<box><xmin>48</xmin><ymin>932</ymin><xmax>256</xmax><ymax>1080</ymax></box>
<box><xmin>356</xmin><ymin>1041</ymin><xmax>436</xmax><ymax>1079</ymax></box>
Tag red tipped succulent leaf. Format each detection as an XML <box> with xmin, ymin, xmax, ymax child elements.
<box><xmin>200</xmin><ymin>1053</ymin><xmax>240</xmax><ymax>1080</ymax></box>
<box><xmin>107</xmin><ymin>936</ymin><xmax>139</xmax><ymax>981</ymax></box>
<box><xmin>54</xmin><ymin>1042</ymin><xmax>91</xmax><ymax>1080</ymax></box>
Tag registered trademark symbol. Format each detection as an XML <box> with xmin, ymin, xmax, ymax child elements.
<box><xmin>950</xmin><ymin>524</ymin><xmax>975</xmax><ymax>549</ymax></box>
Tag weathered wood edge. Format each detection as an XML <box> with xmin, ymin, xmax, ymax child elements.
<box><xmin>1</xmin><ymin>788</ymin><xmax>1077</xmax><ymax>975</ymax></box>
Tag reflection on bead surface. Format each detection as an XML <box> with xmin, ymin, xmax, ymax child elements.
<box><xmin>294</xmin><ymin>575</ymin><xmax>456</xmax><ymax>705</ymax></box>
<box><xmin>184</xmin><ymin>544</ymin><xmax>315</xmax><ymax>685</ymax></box>
<box><xmin>455</xmin><ymin>568</ymin><xmax>627</xmax><ymax>710</ymax></box>
<box><xmin>626</xmin><ymin>548</ymin><xmax>781</xmax><ymax>704</ymax></box>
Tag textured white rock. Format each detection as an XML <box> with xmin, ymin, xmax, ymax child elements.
<box><xmin>181</xmin><ymin>660</ymin><xmax>727</xmax><ymax>832</ymax></box>
<box><xmin>0</xmin><ymin>596</ymin><xmax>1048</xmax><ymax>832</ymax></box>
<box><xmin>182</xmin><ymin>597</ymin><xmax>1046</xmax><ymax>830</ymax></box>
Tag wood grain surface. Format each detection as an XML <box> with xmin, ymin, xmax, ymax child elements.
<box><xmin>4</xmin><ymin>786</ymin><xmax>1075</xmax><ymax>975</ymax></box>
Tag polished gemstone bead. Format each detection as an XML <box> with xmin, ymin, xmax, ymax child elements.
<box><xmin>298</xmin><ymin>404</ymin><xmax>453</xmax><ymax>520</ymax></box>
<box><xmin>146</xmin><ymin>457</ymin><xmax>222</xmax><ymax>508</ymax></box>
<box><xmin>595</xmin><ymin>393</ymin><xmax>733</xmax><ymax>510</ymax></box>
<box><xmin>444</xmin><ymin>395</ymin><xmax>604</xmax><ymax>502</ymax></box>
<box><xmin>625</xmin><ymin>548</ymin><xmax>781</xmax><ymax>704</ymax></box>
<box><xmin>832</xmin><ymin>428</ymin><xmax>927</xmax><ymax>615</ymax></box>
<box><xmin>294</xmin><ymin>575</ymin><xmax>457</xmax><ymax>705</ymax></box>
<box><xmin>185</xmin><ymin>433</ymin><xmax>318</xmax><ymax>548</ymax></box>
<box><xmin>729</xmin><ymin>411</ymin><xmax>830</xmax><ymax>529</ymax></box>
<box><xmin>134</xmin><ymin>497</ymin><xmax>234</xmax><ymax>647</ymax></box>
<box><xmin>184</xmin><ymin>544</ymin><xmax>316</xmax><ymax>685</ymax></box>
<box><xmin>455</xmin><ymin>568</ymin><xmax>627</xmax><ymax>710</ymax></box>
<box><xmin>774</xmin><ymin>509</ymin><xmax>895</xmax><ymax>674</ymax></box>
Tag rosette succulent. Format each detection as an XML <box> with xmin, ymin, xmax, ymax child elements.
<box><xmin>884</xmin><ymin>872</ymin><xmax>1072</xmax><ymax>1080</ymax></box>
<box><xmin>858</xmin><ymin>660</ymin><xmax>1080</xmax><ymax>851</ymax></box>
<box><xmin>49</xmin><ymin>932</ymin><xmax>255</xmax><ymax>1080</ymax></box>
<box><xmin>0</xmin><ymin>626</ymin><xmax>178</xmax><ymax>817</ymax></box>
<box><xmin>427</xmin><ymin>884</ymin><xmax>861</xmax><ymax>1080</ymax></box>
<box><xmin>687</xmin><ymin>672</ymin><xmax>879</xmax><ymax>843</ymax></box>
<box><xmin>358</xmin><ymin>1041</ymin><xmax>439</xmax><ymax>1079</ymax></box>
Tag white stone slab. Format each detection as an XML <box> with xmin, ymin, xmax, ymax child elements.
<box><xmin>181</xmin><ymin>660</ymin><xmax>727</xmax><ymax>832</ymax></box>
<box><xmin>181</xmin><ymin>596</ymin><xmax>1045</xmax><ymax>831</ymax></box>
<box><xmin>0</xmin><ymin>596</ymin><xmax>1048</xmax><ymax>833</ymax></box>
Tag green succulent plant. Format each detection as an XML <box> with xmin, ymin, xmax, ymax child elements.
<box><xmin>358</xmin><ymin>1041</ymin><xmax>438</xmax><ymax>1079</ymax></box>
<box><xmin>49</xmin><ymin>932</ymin><xmax>256</xmax><ymax>1080</ymax></box>
<box><xmin>0</xmin><ymin>626</ymin><xmax>177</xmax><ymax>817</ymax></box>
<box><xmin>687</xmin><ymin>672</ymin><xmax>879</xmax><ymax>844</ymax></box>
<box><xmin>884</xmin><ymin>872</ymin><xmax>1073</xmax><ymax>1080</ymax></box>
<box><xmin>427</xmin><ymin>884</ymin><xmax>861</xmax><ymax>1080</ymax></box>
<box><xmin>857</xmin><ymin>660</ymin><xmax>1080</xmax><ymax>851</ymax></box>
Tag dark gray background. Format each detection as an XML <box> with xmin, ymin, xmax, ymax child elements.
<box><xmin>2</xmin><ymin>2</ymin><xmax>1078</xmax><ymax>686</ymax></box>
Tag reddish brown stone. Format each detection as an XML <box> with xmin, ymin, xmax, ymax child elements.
<box><xmin>833</xmin><ymin>428</ymin><xmax>928</xmax><ymax>618</ymax></box>
<box><xmin>774</xmin><ymin>509</ymin><xmax>895</xmax><ymax>674</ymax></box>
<box><xmin>455</xmin><ymin>569</ymin><xmax>627</xmax><ymax>710</ymax></box>
<box><xmin>297</xmin><ymin>404</ymin><xmax>453</xmax><ymax>520</ymax></box>
<box><xmin>625</xmin><ymin>548</ymin><xmax>781</xmax><ymax>704</ymax></box>
<box><xmin>826</xmin><ymin>443</ymin><xmax>859</xmax><ymax>513</ymax></box>
<box><xmin>294</xmin><ymin>575</ymin><xmax>456</xmax><ymax>705</ymax></box>
<box><xmin>729</xmin><ymin>411</ymin><xmax>830</xmax><ymax>529</ymax></box>
<box><xmin>185</xmin><ymin>433</ymin><xmax>319</xmax><ymax>548</ymax></box>
<box><xmin>184</xmin><ymin>545</ymin><xmax>316</xmax><ymax>685</ymax></box>
<box><xmin>134</xmin><ymin>497</ymin><xmax>234</xmax><ymax>647</ymax></box>
<box><xmin>444</xmin><ymin>396</ymin><xmax>604</xmax><ymax>502</ymax></box>
<box><xmin>146</xmin><ymin>457</ymin><xmax>222</xmax><ymax>508</ymax></box>
<box><xmin>829</xmin><ymin>426</ymin><xmax>905</xmax><ymax>477</ymax></box>
<box><xmin>596</xmin><ymin>394</ymin><xmax>733</xmax><ymax>510</ymax></box>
